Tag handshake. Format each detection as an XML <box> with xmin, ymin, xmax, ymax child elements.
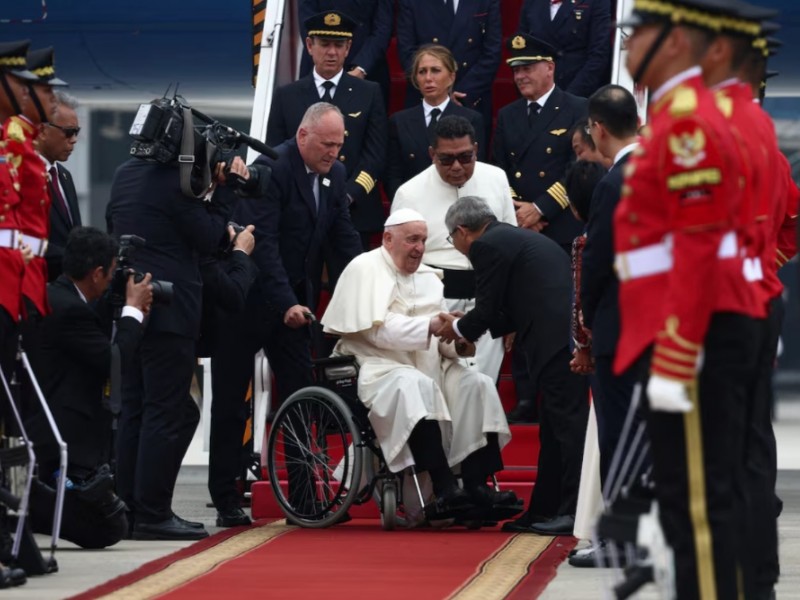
<box><xmin>429</xmin><ymin>311</ymin><xmax>475</xmax><ymax>357</ymax></box>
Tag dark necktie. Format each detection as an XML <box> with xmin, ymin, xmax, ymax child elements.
<box><xmin>527</xmin><ymin>102</ymin><xmax>541</xmax><ymax>127</ymax></box>
<box><xmin>428</xmin><ymin>107</ymin><xmax>442</xmax><ymax>139</ymax></box>
<box><xmin>49</xmin><ymin>166</ymin><xmax>72</xmax><ymax>226</ymax></box>
<box><xmin>308</xmin><ymin>172</ymin><xmax>319</xmax><ymax>211</ymax></box>
<box><xmin>321</xmin><ymin>80</ymin><xmax>335</xmax><ymax>103</ymax></box>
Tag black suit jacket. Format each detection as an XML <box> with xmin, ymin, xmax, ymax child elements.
<box><xmin>493</xmin><ymin>87</ymin><xmax>588</xmax><ymax>248</ymax></box>
<box><xmin>397</xmin><ymin>0</ymin><xmax>502</xmax><ymax>113</ymax></box>
<box><xmin>27</xmin><ymin>275</ymin><xmax>143</xmax><ymax>469</ymax></box>
<box><xmin>106</xmin><ymin>160</ymin><xmax>233</xmax><ymax>339</ymax></box>
<box><xmin>519</xmin><ymin>0</ymin><xmax>612</xmax><ymax>97</ymax></box>
<box><xmin>580</xmin><ymin>152</ymin><xmax>630</xmax><ymax>358</ymax></box>
<box><xmin>266</xmin><ymin>72</ymin><xmax>387</xmax><ymax>232</ymax></box>
<box><xmin>45</xmin><ymin>163</ymin><xmax>82</xmax><ymax>282</ymax></box>
<box><xmin>234</xmin><ymin>139</ymin><xmax>362</xmax><ymax>315</ymax></box>
<box><xmin>385</xmin><ymin>102</ymin><xmax>486</xmax><ymax>201</ymax></box>
<box><xmin>457</xmin><ymin>221</ymin><xmax>572</xmax><ymax>380</ymax></box>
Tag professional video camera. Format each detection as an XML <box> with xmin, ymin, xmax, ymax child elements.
<box><xmin>109</xmin><ymin>235</ymin><xmax>174</xmax><ymax>309</ymax></box>
<box><xmin>128</xmin><ymin>91</ymin><xmax>277</xmax><ymax>198</ymax></box>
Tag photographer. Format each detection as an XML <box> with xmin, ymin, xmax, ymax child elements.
<box><xmin>105</xmin><ymin>100</ymin><xmax>260</xmax><ymax>540</ymax></box>
<box><xmin>25</xmin><ymin>226</ymin><xmax>152</xmax><ymax>549</ymax></box>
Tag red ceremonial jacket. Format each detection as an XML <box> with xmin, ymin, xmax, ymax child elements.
<box><xmin>0</xmin><ymin>135</ymin><xmax>25</xmax><ymax>321</ymax></box>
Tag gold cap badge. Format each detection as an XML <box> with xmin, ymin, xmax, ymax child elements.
<box><xmin>324</xmin><ymin>13</ymin><xmax>341</xmax><ymax>26</ymax></box>
<box><xmin>511</xmin><ymin>36</ymin><xmax>526</xmax><ymax>50</ymax></box>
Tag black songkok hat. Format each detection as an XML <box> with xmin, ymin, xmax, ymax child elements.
<box><xmin>26</xmin><ymin>47</ymin><xmax>68</xmax><ymax>86</ymax></box>
<box><xmin>0</xmin><ymin>40</ymin><xmax>38</xmax><ymax>81</ymax></box>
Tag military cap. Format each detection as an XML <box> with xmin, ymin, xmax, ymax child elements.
<box><xmin>505</xmin><ymin>33</ymin><xmax>558</xmax><ymax>68</ymax></box>
<box><xmin>26</xmin><ymin>47</ymin><xmax>68</xmax><ymax>86</ymax></box>
<box><xmin>304</xmin><ymin>11</ymin><xmax>358</xmax><ymax>40</ymax></box>
<box><xmin>0</xmin><ymin>40</ymin><xmax>38</xmax><ymax>81</ymax></box>
<box><xmin>617</xmin><ymin>0</ymin><xmax>763</xmax><ymax>37</ymax></box>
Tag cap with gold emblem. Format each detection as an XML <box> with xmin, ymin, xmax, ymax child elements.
<box><xmin>304</xmin><ymin>11</ymin><xmax>358</xmax><ymax>40</ymax></box>
<box><xmin>505</xmin><ymin>33</ymin><xmax>558</xmax><ymax>68</ymax></box>
<box><xmin>617</xmin><ymin>0</ymin><xmax>768</xmax><ymax>37</ymax></box>
<box><xmin>26</xmin><ymin>47</ymin><xmax>68</xmax><ymax>86</ymax></box>
<box><xmin>0</xmin><ymin>40</ymin><xmax>38</xmax><ymax>82</ymax></box>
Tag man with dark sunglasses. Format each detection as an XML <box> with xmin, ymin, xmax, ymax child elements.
<box><xmin>37</xmin><ymin>90</ymin><xmax>83</xmax><ymax>281</ymax></box>
<box><xmin>392</xmin><ymin>115</ymin><xmax>516</xmax><ymax>383</ymax></box>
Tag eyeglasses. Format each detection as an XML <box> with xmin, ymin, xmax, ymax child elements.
<box><xmin>47</xmin><ymin>122</ymin><xmax>81</xmax><ymax>138</ymax></box>
<box><xmin>435</xmin><ymin>151</ymin><xmax>475</xmax><ymax>167</ymax></box>
<box><xmin>446</xmin><ymin>227</ymin><xmax>458</xmax><ymax>245</ymax></box>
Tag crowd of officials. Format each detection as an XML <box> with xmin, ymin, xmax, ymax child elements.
<box><xmin>0</xmin><ymin>0</ymin><xmax>798</xmax><ymax>597</ymax></box>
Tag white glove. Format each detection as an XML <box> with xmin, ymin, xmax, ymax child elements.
<box><xmin>646</xmin><ymin>374</ymin><xmax>693</xmax><ymax>413</ymax></box>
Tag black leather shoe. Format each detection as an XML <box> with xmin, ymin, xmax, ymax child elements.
<box><xmin>467</xmin><ymin>485</ymin><xmax>519</xmax><ymax>508</ymax></box>
<box><xmin>424</xmin><ymin>486</ymin><xmax>474</xmax><ymax>520</ymax></box>
<box><xmin>505</xmin><ymin>400</ymin><xmax>538</xmax><ymax>424</ymax></box>
<box><xmin>0</xmin><ymin>565</ymin><xmax>26</xmax><ymax>588</ymax></box>
<box><xmin>132</xmin><ymin>516</ymin><xmax>209</xmax><ymax>540</ymax></box>
<box><xmin>529</xmin><ymin>514</ymin><xmax>575</xmax><ymax>536</ymax></box>
<box><xmin>216</xmin><ymin>506</ymin><xmax>251</xmax><ymax>528</ymax></box>
<box><xmin>568</xmin><ymin>542</ymin><xmax>628</xmax><ymax>568</ymax></box>
<box><xmin>500</xmin><ymin>512</ymin><xmax>550</xmax><ymax>533</ymax></box>
<box><xmin>173</xmin><ymin>513</ymin><xmax>205</xmax><ymax>529</ymax></box>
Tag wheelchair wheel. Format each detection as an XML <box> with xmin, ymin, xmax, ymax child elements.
<box><xmin>381</xmin><ymin>480</ymin><xmax>398</xmax><ymax>531</ymax></box>
<box><xmin>267</xmin><ymin>386</ymin><xmax>363</xmax><ymax>528</ymax></box>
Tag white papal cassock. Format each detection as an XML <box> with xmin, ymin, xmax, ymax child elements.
<box><xmin>321</xmin><ymin>246</ymin><xmax>511</xmax><ymax>474</ymax></box>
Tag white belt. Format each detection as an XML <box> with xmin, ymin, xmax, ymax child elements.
<box><xmin>20</xmin><ymin>234</ymin><xmax>48</xmax><ymax>257</ymax></box>
<box><xmin>615</xmin><ymin>232</ymin><xmax>738</xmax><ymax>282</ymax></box>
<box><xmin>0</xmin><ymin>229</ymin><xmax>21</xmax><ymax>250</ymax></box>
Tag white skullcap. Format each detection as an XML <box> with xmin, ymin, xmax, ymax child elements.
<box><xmin>385</xmin><ymin>208</ymin><xmax>427</xmax><ymax>227</ymax></box>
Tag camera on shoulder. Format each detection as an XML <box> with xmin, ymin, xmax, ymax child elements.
<box><xmin>109</xmin><ymin>235</ymin><xmax>174</xmax><ymax>310</ymax></box>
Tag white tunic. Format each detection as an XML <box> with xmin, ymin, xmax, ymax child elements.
<box><xmin>321</xmin><ymin>247</ymin><xmax>511</xmax><ymax>473</ymax></box>
<box><xmin>391</xmin><ymin>161</ymin><xmax>517</xmax><ymax>380</ymax></box>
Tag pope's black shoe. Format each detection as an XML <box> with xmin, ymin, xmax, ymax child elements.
<box><xmin>529</xmin><ymin>514</ymin><xmax>575</xmax><ymax>536</ymax></box>
<box><xmin>216</xmin><ymin>506</ymin><xmax>252</xmax><ymax>528</ymax></box>
<box><xmin>132</xmin><ymin>516</ymin><xmax>209</xmax><ymax>540</ymax></box>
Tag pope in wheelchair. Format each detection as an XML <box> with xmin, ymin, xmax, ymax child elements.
<box><xmin>317</xmin><ymin>209</ymin><xmax>521</xmax><ymax>525</ymax></box>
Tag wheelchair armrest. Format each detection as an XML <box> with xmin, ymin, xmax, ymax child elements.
<box><xmin>313</xmin><ymin>355</ymin><xmax>360</xmax><ymax>382</ymax></box>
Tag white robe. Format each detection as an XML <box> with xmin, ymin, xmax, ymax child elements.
<box><xmin>322</xmin><ymin>247</ymin><xmax>511</xmax><ymax>473</ymax></box>
<box><xmin>392</xmin><ymin>162</ymin><xmax>517</xmax><ymax>381</ymax></box>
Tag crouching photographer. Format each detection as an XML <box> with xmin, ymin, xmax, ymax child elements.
<box><xmin>25</xmin><ymin>227</ymin><xmax>153</xmax><ymax>549</ymax></box>
<box><xmin>106</xmin><ymin>94</ymin><xmax>274</xmax><ymax>541</ymax></box>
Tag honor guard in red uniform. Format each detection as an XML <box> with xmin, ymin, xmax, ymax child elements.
<box><xmin>5</xmin><ymin>48</ymin><xmax>67</xmax><ymax>321</ymax></box>
<box><xmin>615</xmin><ymin>1</ymin><xmax>765</xmax><ymax>598</ymax></box>
<box><xmin>0</xmin><ymin>41</ymin><xmax>37</xmax><ymax>378</ymax></box>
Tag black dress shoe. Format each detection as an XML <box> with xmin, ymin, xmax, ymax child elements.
<box><xmin>173</xmin><ymin>513</ymin><xmax>205</xmax><ymax>529</ymax></box>
<box><xmin>216</xmin><ymin>506</ymin><xmax>252</xmax><ymax>528</ymax></box>
<box><xmin>132</xmin><ymin>516</ymin><xmax>209</xmax><ymax>540</ymax></box>
<box><xmin>0</xmin><ymin>565</ymin><xmax>26</xmax><ymax>588</ymax></box>
<box><xmin>424</xmin><ymin>486</ymin><xmax>474</xmax><ymax>520</ymax></box>
<box><xmin>500</xmin><ymin>512</ymin><xmax>550</xmax><ymax>533</ymax></box>
<box><xmin>505</xmin><ymin>400</ymin><xmax>538</xmax><ymax>424</ymax></box>
<box><xmin>467</xmin><ymin>485</ymin><xmax>519</xmax><ymax>508</ymax></box>
<box><xmin>529</xmin><ymin>514</ymin><xmax>575</xmax><ymax>536</ymax></box>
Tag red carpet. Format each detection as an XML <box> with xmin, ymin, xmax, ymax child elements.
<box><xmin>70</xmin><ymin>520</ymin><xmax>576</xmax><ymax>599</ymax></box>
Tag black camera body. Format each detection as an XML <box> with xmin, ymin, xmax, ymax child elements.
<box><xmin>109</xmin><ymin>235</ymin><xmax>174</xmax><ymax>309</ymax></box>
<box><xmin>129</xmin><ymin>99</ymin><xmax>185</xmax><ymax>163</ymax></box>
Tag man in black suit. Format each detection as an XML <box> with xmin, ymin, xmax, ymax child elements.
<box><xmin>211</xmin><ymin>103</ymin><xmax>362</xmax><ymax>524</ymax></box>
<box><xmin>26</xmin><ymin>227</ymin><xmax>151</xmax><ymax>549</ymax></box>
<box><xmin>298</xmin><ymin>1</ymin><xmax>393</xmax><ymax>111</ymax></box>
<box><xmin>569</xmin><ymin>85</ymin><xmax>642</xmax><ymax>568</ymax></box>
<box><xmin>107</xmin><ymin>130</ymin><xmax>244</xmax><ymax>540</ymax></box>
<box><xmin>437</xmin><ymin>196</ymin><xmax>588</xmax><ymax>536</ymax></box>
<box><xmin>396</xmin><ymin>0</ymin><xmax>502</xmax><ymax>143</ymax></box>
<box><xmin>267</xmin><ymin>10</ymin><xmax>387</xmax><ymax>248</ymax></box>
<box><xmin>38</xmin><ymin>90</ymin><xmax>82</xmax><ymax>282</ymax></box>
<box><xmin>493</xmin><ymin>33</ymin><xmax>588</xmax><ymax>254</ymax></box>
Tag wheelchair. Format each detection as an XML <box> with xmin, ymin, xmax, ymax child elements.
<box><xmin>266</xmin><ymin>355</ymin><xmax>413</xmax><ymax>530</ymax></box>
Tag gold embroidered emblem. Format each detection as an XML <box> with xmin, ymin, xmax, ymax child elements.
<box><xmin>668</xmin><ymin>129</ymin><xmax>706</xmax><ymax>169</ymax></box>
<box><xmin>7</xmin><ymin>121</ymin><xmax>24</xmax><ymax>142</ymax></box>
<box><xmin>549</xmin><ymin>129</ymin><xmax>567</xmax><ymax>136</ymax></box>
<box><xmin>347</xmin><ymin>111</ymin><xmax>361</xmax><ymax>118</ymax></box>
<box><xmin>511</xmin><ymin>36</ymin><xmax>526</xmax><ymax>50</ymax></box>
<box><xmin>324</xmin><ymin>13</ymin><xmax>341</xmax><ymax>26</ymax></box>
<box><xmin>669</xmin><ymin>86</ymin><xmax>698</xmax><ymax>117</ymax></box>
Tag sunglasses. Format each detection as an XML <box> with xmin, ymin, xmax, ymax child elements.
<box><xmin>435</xmin><ymin>151</ymin><xmax>475</xmax><ymax>166</ymax></box>
<box><xmin>47</xmin><ymin>122</ymin><xmax>81</xmax><ymax>138</ymax></box>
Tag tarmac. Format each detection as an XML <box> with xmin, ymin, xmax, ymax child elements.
<box><xmin>4</xmin><ymin>394</ymin><xmax>800</xmax><ymax>600</ymax></box>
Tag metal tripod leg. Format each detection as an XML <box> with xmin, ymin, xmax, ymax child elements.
<box><xmin>19</xmin><ymin>350</ymin><xmax>67</xmax><ymax>564</ymax></box>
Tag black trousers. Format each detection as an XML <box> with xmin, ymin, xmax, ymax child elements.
<box><xmin>593</xmin><ymin>355</ymin><xmax>643</xmax><ymax>489</ymax></box>
<box><xmin>739</xmin><ymin>297</ymin><xmax>783</xmax><ymax>598</ymax></box>
<box><xmin>209</xmin><ymin>300</ymin><xmax>313</xmax><ymax>509</ymax></box>
<box><xmin>0</xmin><ymin>308</ymin><xmax>18</xmax><ymax>432</ymax></box>
<box><xmin>116</xmin><ymin>331</ymin><xmax>200</xmax><ymax>523</ymax></box>
<box><xmin>645</xmin><ymin>313</ymin><xmax>757</xmax><ymax>600</ymax></box>
<box><xmin>525</xmin><ymin>345</ymin><xmax>589</xmax><ymax>519</ymax></box>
